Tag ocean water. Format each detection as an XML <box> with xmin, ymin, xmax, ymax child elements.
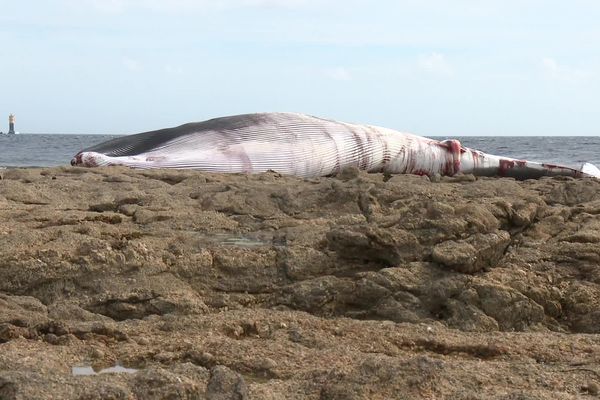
<box><xmin>1</xmin><ymin>134</ymin><xmax>599</xmax><ymax>169</ymax></box>
<box><xmin>0</xmin><ymin>134</ymin><xmax>119</xmax><ymax>168</ymax></box>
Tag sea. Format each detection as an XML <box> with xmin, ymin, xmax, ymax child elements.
<box><xmin>1</xmin><ymin>134</ymin><xmax>599</xmax><ymax>169</ymax></box>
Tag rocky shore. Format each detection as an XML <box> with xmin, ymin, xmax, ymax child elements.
<box><xmin>1</xmin><ymin>166</ymin><xmax>600</xmax><ymax>399</ymax></box>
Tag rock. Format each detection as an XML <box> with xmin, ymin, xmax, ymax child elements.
<box><xmin>582</xmin><ymin>382</ymin><xmax>599</xmax><ymax>395</ymax></box>
<box><xmin>132</xmin><ymin>366</ymin><xmax>205</xmax><ymax>400</ymax></box>
<box><xmin>432</xmin><ymin>231</ymin><xmax>511</xmax><ymax>273</ymax></box>
<box><xmin>1</xmin><ymin>167</ymin><xmax>600</xmax><ymax>399</ymax></box>
<box><xmin>509</xmin><ymin>201</ymin><xmax>540</xmax><ymax>227</ymax></box>
<box><xmin>44</xmin><ymin>333</ymin><xmax>60</xmax><ymax>345</ymax></box>
<box><xmin>475</xmin><ymin>283</ymin><xmax>546</xmax><ymax>331</ymax></box>
<box><xmin>77</xmin><ymin>383</ymin><xmax>132</xmax><ymax>400</ymax></box>
<box><xmin>570</xmin><ymin>310</ymin><xmax>600</xmax><ymax>333</ymax></box>
<box><xmin>441</xmin><ymin>173</ymin><xmax>476</xmax><ymax>183</ymax></box>
<box><xmin>374</xmin><ymin>295</ymin><xmax>423</xmax><ymax>323</ymax></box>
<box><xmin>544</xmin><ymin>179</ymin><xmax>600</xmax><ymax>205</ymax></box>
<box><xmin>327</xmin><ymin>226</ymin><xmax>422</xmax><ymax>266</ymax></box>
<box><xmin>283</xmin><ymin>276</ymin><xmax>353</xmax><ymax>312</ymax></box>
<box><xmin>336</xmin><ymin>166</ymin><xmax>361</xmax><ymax>181</ymax></box>
<box><xmin>133</xmin><ymin>209</ymin><xmax>171</xmax><ymax>224</ymax></box>
<box><xmin>206</xmin><ymin>366</ymin><xmax>248</xmax><ymax>400</ymax></box>
<box><xmin>88</xmin><ymin>202</ymin><xmax>117</xmax><ymax>212</ymax></box>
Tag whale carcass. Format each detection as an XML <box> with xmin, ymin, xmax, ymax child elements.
<box><xmin>71</xmin><ymin>112</ymin><xmax>600</xmax><ymax>179</ymax></box>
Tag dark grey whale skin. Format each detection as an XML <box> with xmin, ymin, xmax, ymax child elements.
<box><xmin>81</xmin><ymin>113</ymin><xmax>321</xmax><ymax>157</ymax></box>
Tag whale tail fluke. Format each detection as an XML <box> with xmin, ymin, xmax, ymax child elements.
<box><xmin>581</xmin><ymin>162</ymin><xmax>600</xmax><ymax>178</ymax></box>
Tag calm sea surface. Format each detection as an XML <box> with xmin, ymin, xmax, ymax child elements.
<box><xmin>1</xmin><ymin>134</ymin><xmax>599</xmax><ymax>169</ymax></box>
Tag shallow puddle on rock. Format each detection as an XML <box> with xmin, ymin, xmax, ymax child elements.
<box><xmin>217</xmin><ymin>235</ymin><xmax>267</xmax><ymax>247</ymax></box>
<box><xmin>202</xmin><ymin>233</ymin><xmax>274</xmax><ymax>248</ymax></box>
<box><xmin>72</xmin><ymin>366</ymin><xmax>96</xmax><ymax>376</ymax></box>
<box><xmin>72</xmin><ymin>363</ymin><xmax>138</xmax><ymax>376</ymax></box>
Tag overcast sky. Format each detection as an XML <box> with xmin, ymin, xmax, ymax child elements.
<box><xmin>1</xmin><ymin>0</ymin><xmax>599</xmax><ymax>135</ymax></box>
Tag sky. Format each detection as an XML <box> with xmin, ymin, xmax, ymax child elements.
<box><xmin>1</xmin><ymin>0</ymin><xmax>600</xmax><ymax>136</ymax></box>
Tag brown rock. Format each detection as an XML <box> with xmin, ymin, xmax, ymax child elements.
<box><xmin>206</xmin><ymin>366</ymin><xmax>248</xmax><ymax>400</ymax></box>
<box><xmin>432</xmin><ymin>231</ymin><xmax>511</xmax><ymax>273</ymax></box>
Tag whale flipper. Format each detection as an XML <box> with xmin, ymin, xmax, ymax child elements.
<box><xmin>581</xmin><ymin>162</ymin><xmax>600</xmax><ymax>178</ymax></box>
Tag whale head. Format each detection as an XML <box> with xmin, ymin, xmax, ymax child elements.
<box><xmin>71</xmin><ymin>152</ymin><xmax>113</xmax><ymax>167</ymax></box>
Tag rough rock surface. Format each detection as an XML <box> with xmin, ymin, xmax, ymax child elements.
<box><xmin>1</xmin><ymin>166</ymin><xmax>600</xmax><ymax>399</ymax></box>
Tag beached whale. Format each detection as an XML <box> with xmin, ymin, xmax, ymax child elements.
<box><xmin>71</xmin><ymin>112</ymin><xmax>600</xmax><ymax>179</ymax></box>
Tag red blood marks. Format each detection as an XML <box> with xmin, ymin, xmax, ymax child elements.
<box><xmin>469</xmin><ymin>150</ymin><xmax>481</xmax><ymax>168</ymax></box>
<box><xmin>498</xmin><ymin>159</ymin><xmax>515</xmax><ymax>176</ymax></box>
<box><xmin>438</xmin><ymin>139</ymin><xmax>463</xmax><ymax>176</ymax></box>
<box><xmin>71</xmin><ymin>153</ymin><xmax>83</xmax><ymax>166</ymax></box>
<box><xmin>515</xmin><ymin>160</ymin><xmax>527</xmax><ymax>168</ymax></box>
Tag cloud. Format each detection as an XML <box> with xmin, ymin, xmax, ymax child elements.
<box><xmin>122</xmin><ymin>57</ymin><xmax>141</xmax><ymax>71</ymax></box>
<box><xmin>541</xmin><ymin>57</ymin><xmax>589</xmax><ymax>82</ymax></box>
<box><xmin>241</xmin><ymin>0</ymin><xmax>309</xmax><ymax>8</ymax></box>
<box><xmin>417</xmin><ymin>52</ymin><xmax>453</xmax><ymax>76</ymax></box>
<box><xmin>164</xmin><ymin>64</ymin><xmax>184</xmax><ymax>75</ymax></box>
<box><xmin>88</xmin><ymin>0</ymin><xmax>128</xmax><ymax>13</ymax></box>
<box><xmin>325</xmin><ymin>67</ymin><xmax>352</xmax><ymax>81</ymax></box>
<box><xmin>84</xmin><ymin>0</ymin><xmax>310</xmax><ymax>14</ymax></box>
